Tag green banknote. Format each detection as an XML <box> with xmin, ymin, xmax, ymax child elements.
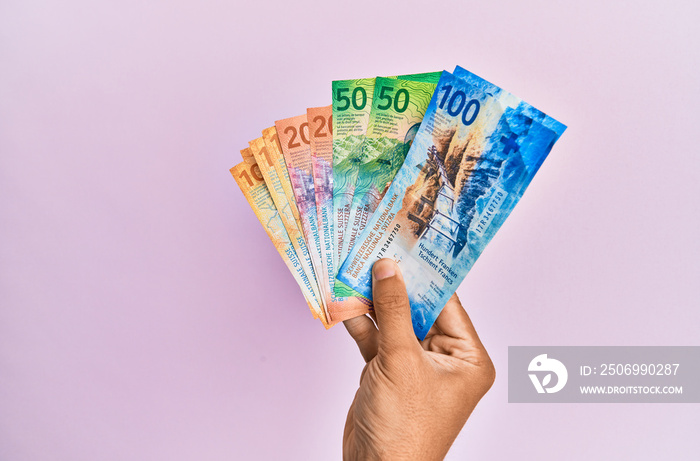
<box><xmin>332</xmin><ymin>77</ymin><xmax>375</xmax><ymax>290</ymax></box>
<box><xmin>340</xmin><ymin>78</ymin><xmax>438</xmax><ymax>258</ymax></box>
<box><xmin>334</xmin><ymin>77</ymin><xmax>438</xmax><ymax>297</ymax></box>
<box><xmin>331</xmin><ymin>72</ymin><xmax>439</xmax><ymax>297</ymax></box>
<box><xmin>394</xmin><ymin>71</ymin><xmax>442</xmax><ymax>84</ymax></box>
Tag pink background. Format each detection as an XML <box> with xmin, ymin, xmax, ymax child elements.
<box><xmin>2</xmin><ymin>1</ymin><xmax>699</xmax><ymax>459</ymax></box>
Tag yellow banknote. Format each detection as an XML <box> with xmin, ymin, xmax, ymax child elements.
<box><xmin>263</xmin><ymin>126</ymin><xmax>330</xmax><ymax>322</ymax></box>
<box><xmin>248</xmin><ymin>137</ymin><xmax>327</xmax><ymax>323</ymax></box>
<box><xmin>242</xmin><ymin>145</ymin><xmax>319</xmax><ymax>320</ymax></box>
<box><xmin>240</xmin><ymin>146</ymin><xmax>256</xmax><ymax>165</ymax></box>
<box><xmin>230</xmin><ymin>160</ymin><xmax>330</xmax><ymax>328</ymax></box>
<box><xmin>262</xmin><ymin>127</ymin><xmax>305</xmax><ymax>236</ymax></box>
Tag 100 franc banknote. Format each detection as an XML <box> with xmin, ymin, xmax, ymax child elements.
<box><xmin>338</xmin><ymin>69</ymin><xmax>565</xmax><ymax>338</ymax></box>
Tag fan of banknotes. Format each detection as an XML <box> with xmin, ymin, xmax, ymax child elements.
<box><xmin>231</xmin><ymin>67</ymin><xmax>566</xmax><ymax>339</ymax></box>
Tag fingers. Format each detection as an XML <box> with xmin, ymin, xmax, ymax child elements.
<box><xmin>343</xmin><ymin>315</ymin><xmax>378</xmax><ymax>362</ymax></box>
<box><xmin>434</xmin><ymin>292</ymin><xmax>488</xmax><ymax>351</ymax></box>
<box><xmin>371</xmin><ymin>259</ymin><xmax>421</xmax><ymax>354</ymax></box>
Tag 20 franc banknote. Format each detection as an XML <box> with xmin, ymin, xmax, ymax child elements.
<box><xmin>275</xmin><ymin>114</ymin><xmax>329</xmax><ymax>313</ymax></box>
<box><xmin>308</xmin><ymin>106</ymin><xmax>373</xmax><ymax>321</ymax></box>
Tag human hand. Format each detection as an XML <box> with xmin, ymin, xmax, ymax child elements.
<box><xmin>342</xmin><ymin>259</ymin><xmax>495</xmax><ymax>461</ymax></box>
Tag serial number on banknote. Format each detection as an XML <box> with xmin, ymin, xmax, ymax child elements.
<box><xmin>376</xmin><ymin>223</ymin><xmax>401</xmax><ymax>259</ymax></box>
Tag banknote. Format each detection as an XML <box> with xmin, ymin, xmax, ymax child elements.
<box><xmin>275</xmin><ymin>114</ymin><xmax>329</xmax><ymax>314</ymax></box>
<box><xmin>240</xmin><ymin>146</ymin><xmax>257</xmax><ymax>164</ymax></box>
<box><xmin>394</xmin><ymin>71</ymin><xmax>442</xmax><ymax>84</ymax></box>
<box><xmin>332</xmin><ymin>78</ymin><xmax>375</xmax><ymax>282</ymax></box>
<box><xmin>230</xmin><ymin>160</ymin><xmax>329</xmax><ymax>327</ymax></box>
<box><xmin>337</xmin><ymin>70</ymin><xmax>566</xmax><ymax>338</ymax></box>
<box><xmin>248</xmin><ymin>137</ymin><xmax>325</xmax><ymax>322</ymax></box>
<box><xmin>338</xmin><ymin>77</ymin><xmax>438</xmax><ymax>295</ymax></box>
<box><xmin>262</xmin><ymin>127</ymin><xmax>305</xmax><ymax>239</ymax></box>
<box><xmin>308</xmin><ymin>106</ymin><xmax>373</xmax><ymax>321</ymax></box>
<box><xmin>451</xmin><ymin>65</ymin><xmax>566</xmax><ymax>135</ymax></box>
<box><xmin>307</xmin><ymin>106</ymin><xmax>334</xmax><ymax>302</ymax></box>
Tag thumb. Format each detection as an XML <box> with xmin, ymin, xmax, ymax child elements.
<box><xmin>371</xmin><ymin>259</ymin><xmax>420</xmax><ymax>354</ymax></box>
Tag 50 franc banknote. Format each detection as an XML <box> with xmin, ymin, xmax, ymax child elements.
<box><xmin>331</xmin><ymin>78</ymin><xmax>375</xmax><ymax>281</ymax></box>
<box><xmin>336</xmin><ymin>76</ymin><xmax>438</xmax><ymax>297</ymax></box>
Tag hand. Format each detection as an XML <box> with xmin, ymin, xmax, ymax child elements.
<box><xmin>342</xmin><ymin>259</ymin><xmax>495</xmax><ymax>461</ymax></box>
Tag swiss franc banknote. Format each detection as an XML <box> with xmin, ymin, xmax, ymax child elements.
<box><xmin>307</xmin><ymin>106</ymin><xmax>335</xmax><ymax>306</ymax></box>
<box><xmin>451</xmin><ymin>66</ymin><xmax>565</xmax><ymax>132</ymax></box>
<box><xmin>395</xmin><ymin>71</ymin><xmax>442</xmax><ymax>84</ymax></box>
<box><xmin>338</xmin><ymin>77</ymin><xmax>438</xmax><ymax>289</ymax></box>
<box><xmin>275</xmin><ymin>114</ymin><xmax>328</xmax><ymax>313</ymax></box>
<box><xmin>248</xmin><ymin>137</ymin><xmax>325</xmax><ymax>322</ymax></box>
<box><xmin>308</xmin><ymin>106</ymin><xmax>372</xmax><ymax>320</ymax></box>
<box><xmin>332</xmin><ymin>74</ymin><xmax>440</xmax><ymax>279</ymax></box>
<box><xmin>230</xmin><ymin>160</ymin><xmax>329</xmax><ymax>327</ymax></box>
<box><xmin>334</xmin><ymin>73</ymin><xmax>441</xmax><ymax>297</ymax></box>
<box><xmin>262</xmin><ymin>127</ymin><xmax>305</xmax><ymax>235</ymax></box>
<box><xmin>332</xmin><ymin>78</ymin><xmax>375</xmax><ymax>282</ymax></box>
<box><xmin>338</xmin><ymin>69</ymin><xmax>566</xmax><ymax>339</ymax></box>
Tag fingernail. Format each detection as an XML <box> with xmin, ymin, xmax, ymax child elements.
<box><xmin>373</xmin><ymin>259</ymin><xmax>396</xmax><ymax>280</ymax></box>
